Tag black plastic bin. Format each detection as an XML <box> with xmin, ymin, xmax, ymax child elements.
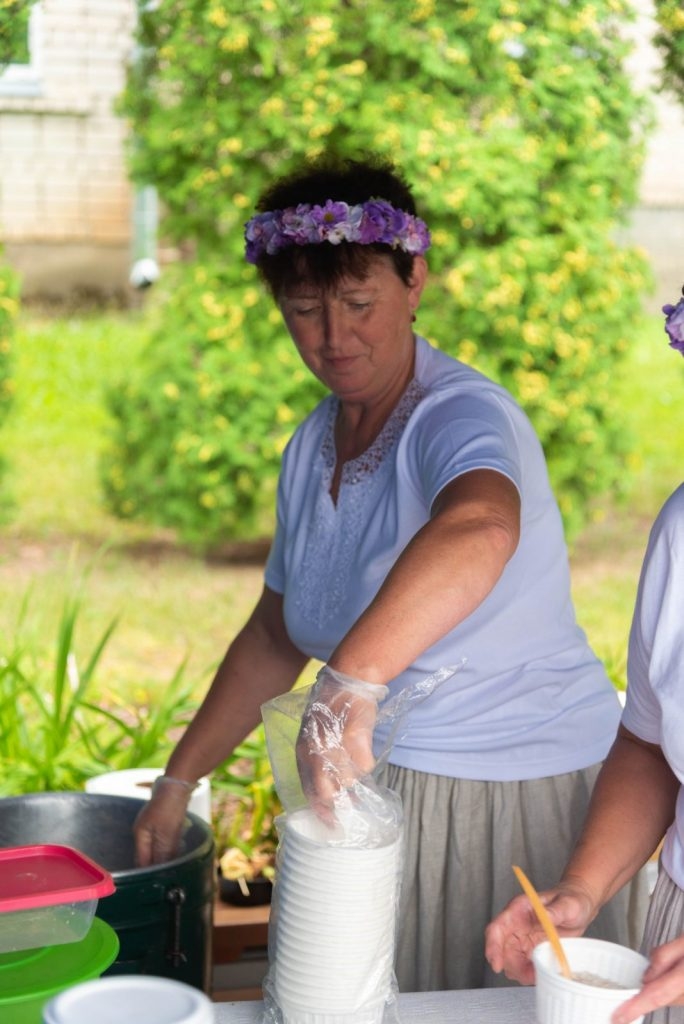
<box><xmin>0</xmin><ymin>792</ymin><xmax>215</xmax><ymax>992</ymax></box>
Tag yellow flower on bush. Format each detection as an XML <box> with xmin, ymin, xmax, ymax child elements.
<box><xmin>339</xmin><ymin>59</ymin><xmax>366</xmax><ymax>76</ymax></box>
<box><xmin>207</xmin><ymin>325</ymin><xmax>228</xmax><ymax>341</ymax></box>
<box><xmin>198</xmin><ymin>444</ymin><xmax>214</xmax><ymax>462</ymax></box>
<box><xmin>445</xmin><ymin>268</ymin><xmax>466</xmax><ymax>298</ymax></box>
<box><xmin>306</xmin><ymin>16</ymin><xmax>337</xmax><ymax>58</ymax></box>
<box><xmin>276</xmin><ymin>403</ymin><xmax>295</xmax><ymax>424</ymax></box>
<box><xmin>207</xmin><ymin>5</ymin><xmax>228</xmax><ymax>28</ymax></box>
<box><xmin>410</xmin><ymin>0</ymin><xmax>435</xmax><ymax>22</ymax></box>
<box><xmin>260</xmin><ymin>96</ymin><xmax>285</xmax><ymax>117</ymax></box>
<box><xmin>201</xmin><ymin>292</ymin><xmax>225</xmax><ymax>317</ymax></box>
<box><xmin>199</xmin><ymin>492</ymin><xmax>218</xmax><ymax>508</ymax></box>
<box><xmin>521</xmin><ymin>321</ymin><xmax>545</xmax><ymax>347</ymax></box>
<box><xmin>219</xmin><ymin>29</ymin><xmax>249</xmax><ymax>52</ymax></box>
<box><xmin>458</xmin><ymin>339</ymin><xmax>478</xmax><ymax>364</ymax></box>
<box><xmin>514</xmin><ymin>369</ymin><xmax>549</xmax><ymax>403</ymax></box>
<box><xmin>163</xmin><ymin>382</ymin><xmax>180</xmax><ymax>400</ymax></box>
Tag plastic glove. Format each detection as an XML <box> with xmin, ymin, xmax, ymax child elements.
<box><xmin>484</xmin><ymin>881</ymin><xmax>596</xmax><ymax>985</ymax></box>
<box><xmin>295</xmin><ymin>665</ymin><xmax>388</xmax><ymax>824</ymax></box>
<box><xmin>133</xmin><ymin>775</ymin><xmax>194</xmax><ymax>866</ymax></box>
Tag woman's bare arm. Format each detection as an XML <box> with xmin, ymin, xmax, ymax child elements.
<box><xmin>327</xmin><ymin>468</ymin><xmax>521</xmax><ymax>683</ymax></box>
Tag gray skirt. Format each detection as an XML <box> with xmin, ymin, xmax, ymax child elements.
<box><xmin>376</xmin><ymin>762</ymin><xmax>650</xmax><ymax>992</ymax></box>
<box><xmin>641</xmin><ymin>865</ymin><xmax>684</xmax><ymax>1024</ymax></box>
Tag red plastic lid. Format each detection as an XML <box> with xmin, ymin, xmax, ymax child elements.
<box><xmin>0</xmin><ymin>845</ymin><xmax>115</xmax><ymax>911</ymax></box>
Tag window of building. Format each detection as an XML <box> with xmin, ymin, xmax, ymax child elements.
<box><xmin>0</xmin><ymin>1</ymin><xmax>43</xmax><ymax>98</ymax></box>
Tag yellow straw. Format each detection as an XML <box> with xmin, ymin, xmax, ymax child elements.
<box><xmin>512</xmin><ymin>864</ymin><xmax>572</xmax><ymax>979</ymax></box>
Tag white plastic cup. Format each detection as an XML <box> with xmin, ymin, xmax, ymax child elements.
<box><xmin>42</xmin><ymin>975</ymin><xmax>215</xmax><ymax>1024</ymax></box>
<box><xmin>532</xmin><ymin>938</ymin><xmax>649</xmax><ymax>1024</ymax></box>
<box><xmin>85</xmin><ymin>768</ymin><xmax>212</xmax><ymax>823</ymax></box>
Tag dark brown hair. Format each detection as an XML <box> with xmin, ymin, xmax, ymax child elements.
<box><xmin>253</xmin><ymin>154</ymin><xmax>421</xmax><ymax>296</ymax></box>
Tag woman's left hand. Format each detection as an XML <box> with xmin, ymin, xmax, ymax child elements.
<box><xmin>612</xmin><ymin>936</ymin><xmax>684</xmax><ymax>1024</ymax></box>
<box><xmin>296</xmin><ymin>666</ymin><xmax>388</xmax><ymax>822</ymax></box>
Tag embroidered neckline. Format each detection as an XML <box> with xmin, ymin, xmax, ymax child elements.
<box><xmin>321</xmin><ymin>377</ymin><xmax>427</xmax><ymax>491</ymax></box>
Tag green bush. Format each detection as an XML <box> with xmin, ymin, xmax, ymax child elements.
<box><xmin>109</xmin><ymin>0</ymin><xmax>652</xmax><ymax>546</ymax></box>
<box><xmin>102</xmin><ymin>261</ymin><xmax>324</xmax><ymax>548</ymax></box>
<box><xmin>0</xmin><ymin>257</ymin><xmax>20</xmax><ymax>513</ymax></box>
<box><xmin>654</xmin><ymin>0</ymin><xmax>684</xmax><ymax>98</ymax></box>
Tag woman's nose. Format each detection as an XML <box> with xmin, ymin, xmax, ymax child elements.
<box><xmin>322</xmin><ymin>305</ymin><xmax>347</xmax><ymax>348</ymax></box>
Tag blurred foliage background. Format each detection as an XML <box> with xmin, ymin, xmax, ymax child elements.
<box><xmin>106</xmin><ymin>0</ymin><xmax>655</xmax><ymax>549</ymax></box>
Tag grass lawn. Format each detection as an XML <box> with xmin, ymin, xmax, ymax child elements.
<box><xmin>0</xmin><ymin>303</ymin><xmax>682</xmax><ymax>701</ymax></box>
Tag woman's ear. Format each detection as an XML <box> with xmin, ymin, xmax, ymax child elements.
<box><xmin>408</xmin><ymin>255</ymin><xmax>428</xmax><ymax>306</ymax></box>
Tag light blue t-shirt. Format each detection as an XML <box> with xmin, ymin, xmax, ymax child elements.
<box><xmin>622</xmin><ymin>484</ymin><xmax>684</xmax><ymax>889</ymax></box>
<box><xmin>265</xmin><ymin>336</ymin><xmax>620</xmax><ymax>781</ymax></box>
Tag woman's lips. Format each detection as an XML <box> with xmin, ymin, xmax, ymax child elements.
<box><xmin>325</xmin><ymin>355</ymin><xmax>359</xmax><ymax>370</ymax></box>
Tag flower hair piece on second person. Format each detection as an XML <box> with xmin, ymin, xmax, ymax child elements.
<box><xmin>244</xmin><ymin>198</ymin><xmax>431</xmax><ymax>263</ymax></box>
<box><xmin>663</xmin><ymin>285</ymin><xmax>684</xmax><ymax>355</ymax></box>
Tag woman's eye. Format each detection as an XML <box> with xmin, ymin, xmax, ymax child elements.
<box><xmin>294</xmin><ymin>306</ymin><xmax>319</xmax><ymax>317</ymax></box>
<box><xmin>349</xmin><ymin>302</ymin><xmax>370</xmax><ymax>312</ymax></box>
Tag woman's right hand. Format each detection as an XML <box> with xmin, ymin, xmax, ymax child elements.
<box><xmin>485</xmin><ymin>882</ymin><xmax>597</xmax><ymax>984</ymax></box>
<box><xmin>133</xmin><ymin>777</ymin><xmax>194</xmax><ymax>866</ymax></box>
<box><xmin>296</xmin><ymin>666</ymin><xmax>388</xmax><ymax>823</ymax></box>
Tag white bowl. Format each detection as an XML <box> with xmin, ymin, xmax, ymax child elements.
<box><xmin>43</xmin><ymin>975</ymin><xmax>215</xmax><ymax>1024</ymax></box>
<box><xmin>533</xmin><ymin>938</ymin><xmax>649</xmax><ymax>1024</ymax></box>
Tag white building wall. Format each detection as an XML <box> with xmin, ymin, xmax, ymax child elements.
<box><xmin>622</xmin><ymin>0</ymin><xmax>684</xmax><ymax>306</ymax></box>
<box><xmin>0</xmin><ymin>0</ymin><xmax>136</xmax><ymax>297</ymax></box>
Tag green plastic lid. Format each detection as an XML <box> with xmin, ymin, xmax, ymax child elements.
<box><xmin>0</xmin><ymin>917</ymin><xmax>119</xmax><ymax>1007</ymax></box>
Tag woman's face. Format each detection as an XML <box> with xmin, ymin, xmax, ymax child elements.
<box><xmin>278</xmin><ymin>254</ymin><xmax>427</xmax><ymax>405</ymax></box>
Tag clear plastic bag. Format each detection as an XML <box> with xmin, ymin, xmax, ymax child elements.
<box><xmin>260</xmin><ymin>664</ymin><xmax>464</xmax><ymax>1024</ymax></box>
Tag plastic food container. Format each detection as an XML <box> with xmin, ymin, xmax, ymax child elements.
<box><xmin>42</xmin><ymin>975</ymin><xmax>215</xmax><ymax>1024</ymax></box>
<box><xmin>0</xmin><ymin>916</ymin><xmax>119</xmax><ymax>1024</ymax></box>
<box><xmin>0</xmin><ymin>844</ymin><xmax>115</xmax><ymax>953</ymax></box>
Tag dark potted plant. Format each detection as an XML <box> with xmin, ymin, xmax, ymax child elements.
<box><xmin>212</xmin><ymin>726</ymin><xmax>282</xmax><ymax>906</ymax></box>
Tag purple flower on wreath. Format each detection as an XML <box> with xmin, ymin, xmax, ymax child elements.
<box><xmin>244</xmin><ymin>211</ymin><xmax>282</xmax><ymax>261</ymax></box>
<box><xmin>397</xmin><ymin>215</ymin><xmax>431</xmax><ymax>255</ymax></box>
<box><xmin>280</xmin><ymin>204</ymin><xmax>319</xmax><ymax>246</ymax></box>
<box><xmin>358</xmin><ymin>199</ymin><xmax>406</xmax><ymax>246</ymax></box>
<box><xmin>310</xmin><ymin>200</ymin><xmax>354</xmax><ymax>244</ymax></box>
<box><xmin>662</xmin><ymin>290</ymin><xmax>684</xmax><ymax>355</ymax></box>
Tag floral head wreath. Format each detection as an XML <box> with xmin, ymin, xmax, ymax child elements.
<box><xmin>244</xmin><ymin>198</ymin><xmax>431</xmax><ymax>264</ymax></box>
<box><xmin>663</xmin><ymin>286</ymin><xmax>684</xmax><ymax>355</ymax></box>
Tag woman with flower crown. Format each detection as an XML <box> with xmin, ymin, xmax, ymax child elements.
<box><xmin>134</xmin><ymin>154</ymin><xmax>641</xmax><ymax>990</ymax></box>
<box><xmin>485</xmin><ymin>293</ymin><xmax>684</xmax><ymax>1022</ymax></box>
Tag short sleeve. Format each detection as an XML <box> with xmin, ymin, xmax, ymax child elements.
<box><xmin>622</xmin><ymin>490</ymin><xmax>684</xmax><ymax>744</ymax></box>
<box><xmin>410</xmin><ymin>390</ymin><xmax>523</xmax><ymax>508</ymax></box>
